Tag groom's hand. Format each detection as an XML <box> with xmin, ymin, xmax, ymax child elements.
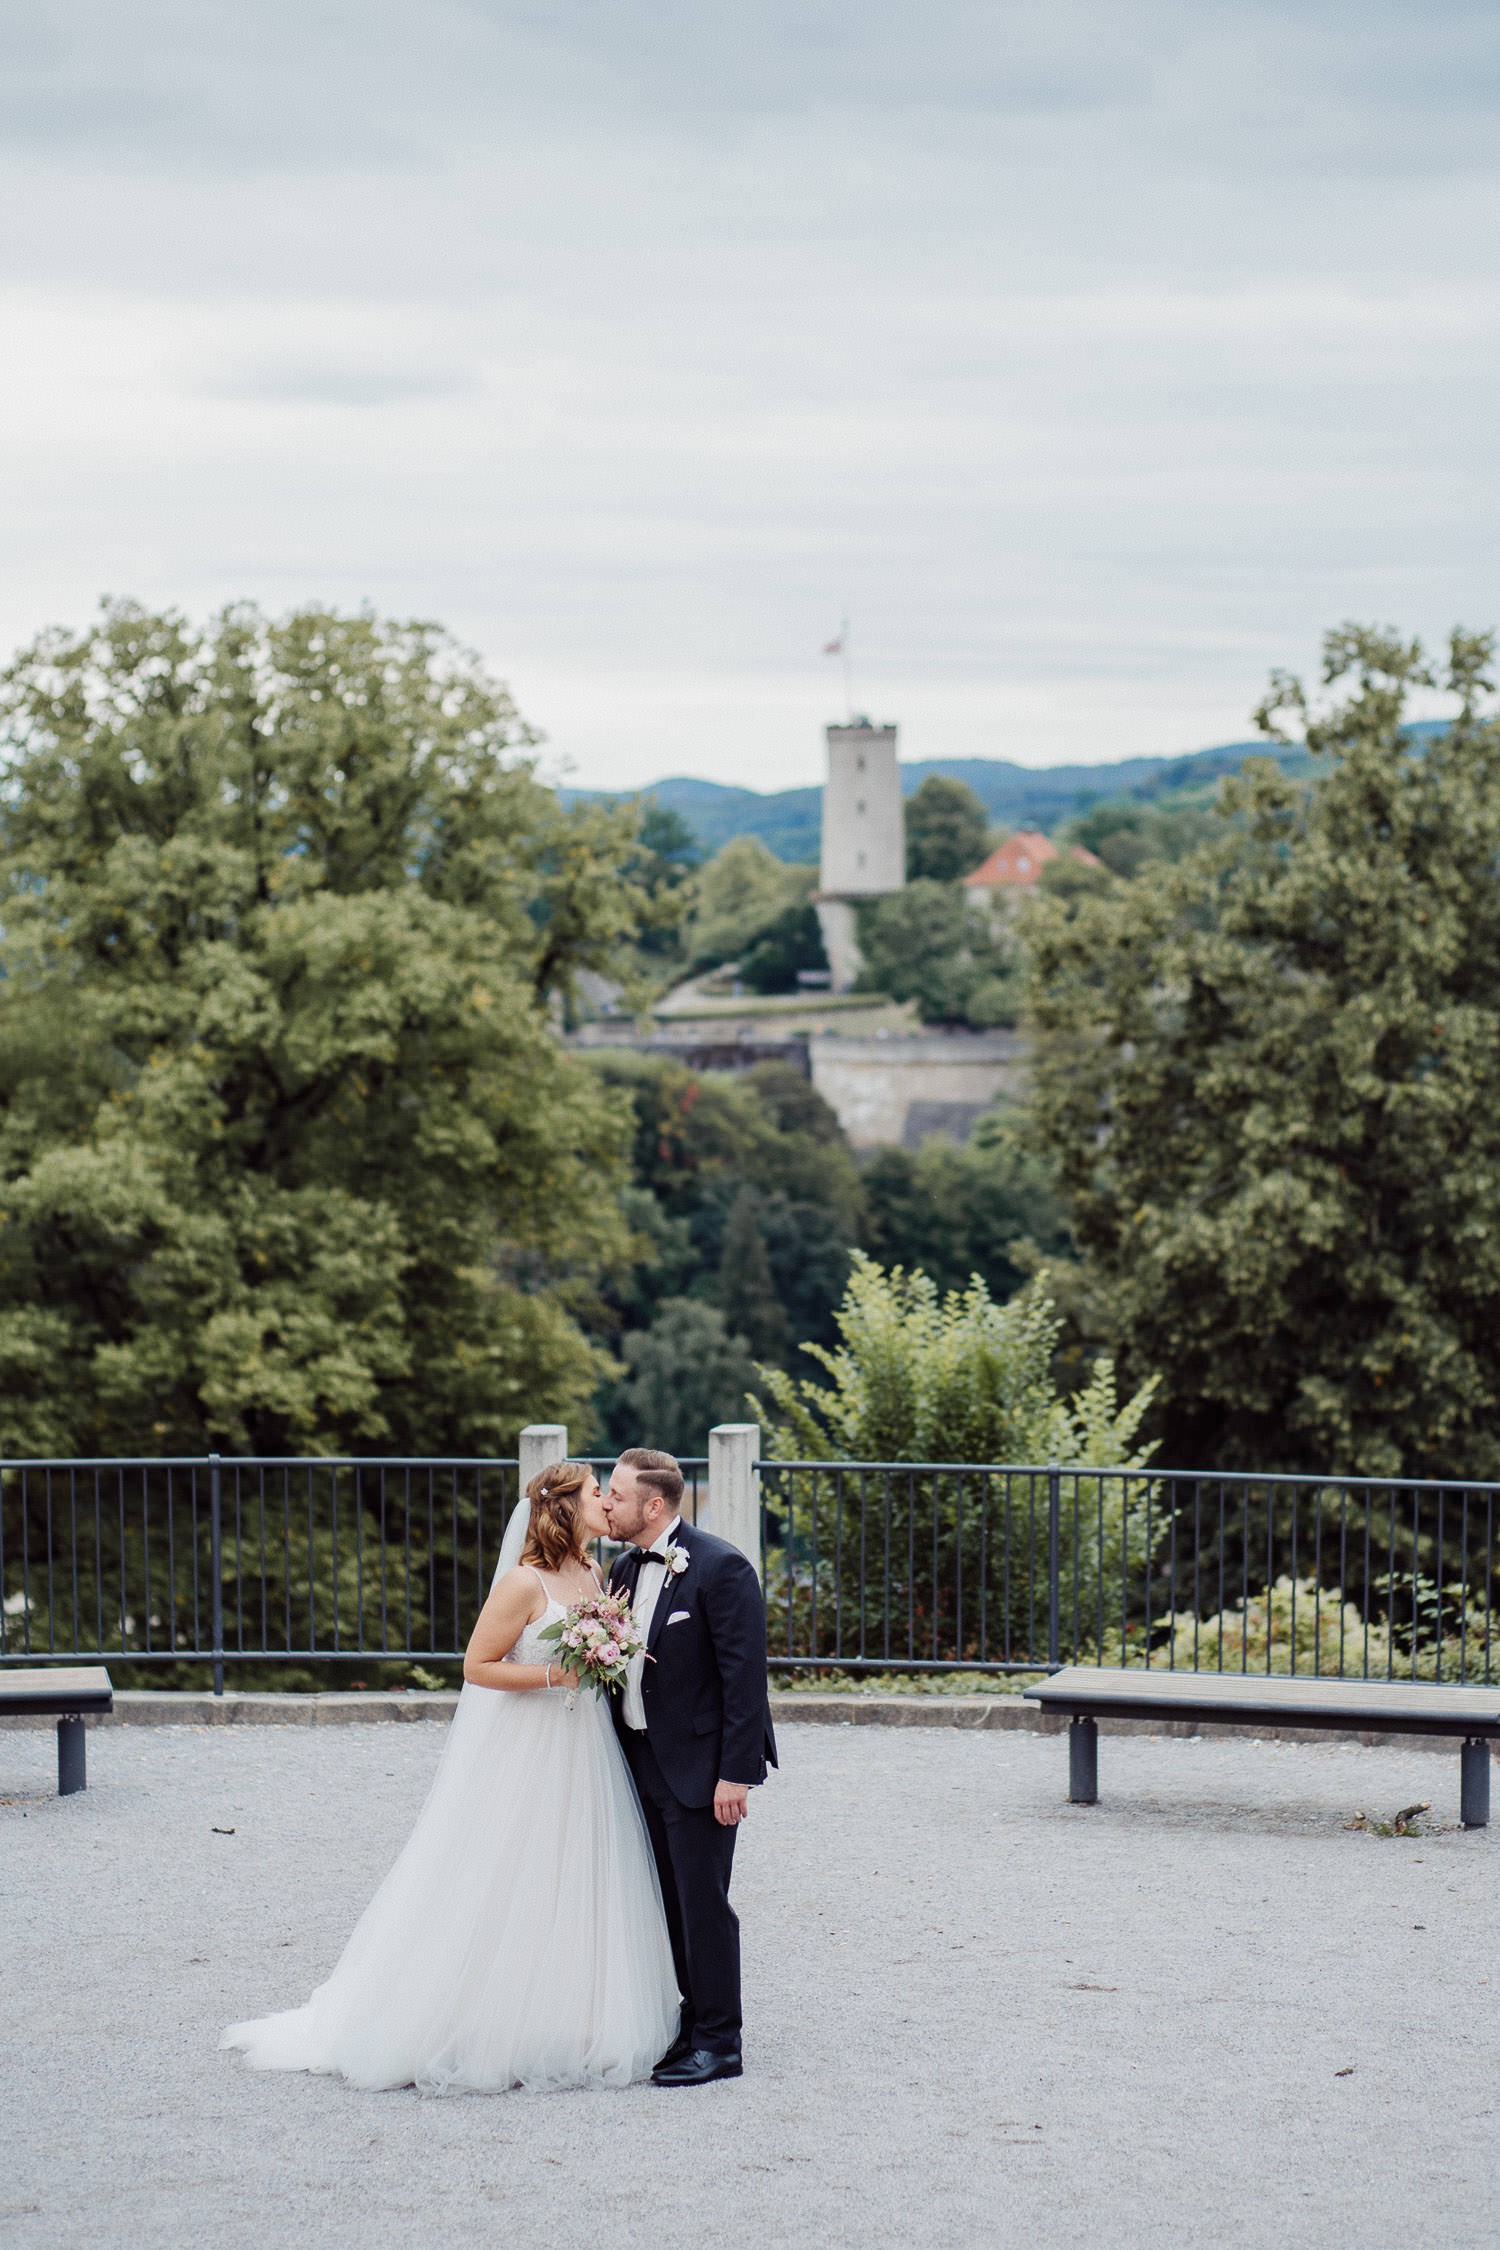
<box><xmin>713</xmin><ymin>1780</ymin><xmax>750</xmax><ymax>1827</ymax></box>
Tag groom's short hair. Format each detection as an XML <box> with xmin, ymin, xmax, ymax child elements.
<box><xmin>617</xmin><ymin>1447</ymin><xmax>684</xmax><ymax>1511</ymax></box>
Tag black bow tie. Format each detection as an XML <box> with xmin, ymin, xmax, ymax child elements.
<box><xmin>617</xmin><ymin>1547</ymin><xmax>667</xmax><ymax>1588</ymax></box>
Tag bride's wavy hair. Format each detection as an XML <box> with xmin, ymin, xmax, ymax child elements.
<box><xmin>519</xmin><ymin>1461</ymin><xmax>593</xmax><ymax>1573</ymax></box>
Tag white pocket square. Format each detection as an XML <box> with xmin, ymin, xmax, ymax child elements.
<box><xmin>666</xmin><ymin>1610</ymin><xmax>691</xmax><ymax>1624</ymax></box>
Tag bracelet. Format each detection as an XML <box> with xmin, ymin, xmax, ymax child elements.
<box><xmin>544</xmin><ymin>1663</ymin><xmax>553</xmax><ymax>1690</ymax></box>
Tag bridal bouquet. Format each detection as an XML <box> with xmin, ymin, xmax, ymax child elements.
<box><xmin>537</xmin><ymin>1588</ymin><xmax>645</xmax><ymax>1698</ymax></box>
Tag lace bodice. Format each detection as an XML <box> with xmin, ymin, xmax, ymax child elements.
<box><xmin>511</xmin><ymin>1592</ymin><xmax>566</xmax><ymax>1668</ymax></box>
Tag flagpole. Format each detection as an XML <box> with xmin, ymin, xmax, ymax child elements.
<box><xmin>823</xmin><ymin>615</ymin><xmax>854</xmax><ymax>721</ymax></box>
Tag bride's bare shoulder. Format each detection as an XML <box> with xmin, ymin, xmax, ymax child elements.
<box><xmin>488</xmin><ymin>1563</ymin><xmax>547</xmax><ymax>1614</ymax></box>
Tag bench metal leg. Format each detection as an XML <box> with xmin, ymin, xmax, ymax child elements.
<box><xmin>57</xmin><ymin>1715</ymin><xmax>86</xmax><ymax>1796</ymax></box>
<box><xmin>1069</xmin><ymin>1716</ymin><xmax>1098</xmax><ymax>1805</ymax></box>
<box><xmin>1461</xmin><ymin>1737</ymin><xmax>1490</xmax><ymax>1829</ymax></box>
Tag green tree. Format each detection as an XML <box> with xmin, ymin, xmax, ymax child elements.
<box><xmin>739</xmin><ymin>901</ymin><xmax>828</xmax><ymax>993</ymax></box>
<box><xmin>904</xmin><ymin>775</ymin><xmax>990</xmax><ymax>882</ymax></box>
<box><xmin>618</xmin><ymin>799</ymin><xmax>701</xmax><ymax>962</ymax></box>
<box><xmin>684</xmin><ymin>836</ymin><xmax>813</xmax><ymax>970</ymax></box>
<box><xmin>1037</xmin><ymin>853</ymin><xmax>1112</xmax><ymax>905</ymax></box>
<box><xmin>0</xmin><ymin>600</ymin><xmax>649</xmax><ymax>1456</ymax></box>
<box><xmin>1063</xmin><ymin>796</ymin><xmax>1221</xmax><ymax>879</ymax></box>
<box><xmin>745</xmin><ymin>1059</ymin><xmax>845</xmax><ymax>1149</ymax></box>
<box><xmin>604</xmin><ymin>1297</ymin><xmax>758</xmax><ymax>1455</ymax></box>
<box><xmin>854</xmin><ymin>880</ymin><xmax>1020</xmax><ymax>1027</ymax></box>
<box><xmin>860</xmin><ymin>1110</ymin><xmax>1070</xmax><ymax>1302</ymax></box>
<box><xmin>583</xmin><ymin>1053</ymin><xmax>862</xmax><ymax>1395</ymax></box>
<box><xmin>1026</xmin><ymin>622</ymin><xmax>1500</xmax><ymax>1477</ymax></box>
<box><xmin>588</xmin><ymin>1050</ymin><xmax>864</xmax><ymax>1237</ymax></box>
<box><xmin>717</xmin><ymin>1185</ymin><xmax>791</xmax><ymax>1361</ymax></box>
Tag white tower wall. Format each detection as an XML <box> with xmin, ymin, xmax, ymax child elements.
<box><xmin>819</xmin><ymin>723</ymin><xmax>904</xmax><ymax>896</ymax></box>
<box><xmin>813</xmin><ymin>896</ymin><xmax>865</xmax><ymax>994</ymax></box>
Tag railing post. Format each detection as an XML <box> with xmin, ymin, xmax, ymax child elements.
<box><xmin>209</xmin><ymin>1453</ymin><xmax>224</xmax><ymax>1697</ymax></box>
<box><xmin>1047</xmin><ymin>1460</ymin><xmax>1061</xmax><ymax>1670</ymax></box>
<box><xmin>519</xmin><ymin>1426</ymin><xmax>568</xmax><ymax>1494</ymax></box>
<box><xmin>708</xmin><ymin>1423</ymin><xmax>762</xmax><ymax>1578</ymax></box>
<box><xmin>519</xmin><ymin>1425</ymin><xmax>567</xmax><ymax>1577</ymax></box>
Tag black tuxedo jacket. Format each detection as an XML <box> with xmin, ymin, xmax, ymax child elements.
<box><xmin>609</xmin><ymin>1521</ymin><xmax>778</xmax><ymax>1810</ymax></box>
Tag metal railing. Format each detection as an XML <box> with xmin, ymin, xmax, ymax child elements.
<box><xmin>0</xmin><ymin>1454</ymin><xmax>711</xmax><ymax>1691</ymax></box>
<box><xmin>760</xmin><ymin>1461</ymin><xmax>1500</xmax><ymax>1684</ymax></box>
<box><xmin>3</xmin><ymin>1453</ymin><xmax>1497</xmax><ymax>1689</ymax></box>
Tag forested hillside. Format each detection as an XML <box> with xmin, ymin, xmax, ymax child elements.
<box><xmin>565</xmin><ymin>739</ymin><xmax>1328</xmax><ymax>861</ymax></box>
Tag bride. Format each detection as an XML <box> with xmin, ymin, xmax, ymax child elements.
<box><xmin>220</xmin><ymin>1461</ymin><xmax>679</xmax><ymax>2093</ymax></box>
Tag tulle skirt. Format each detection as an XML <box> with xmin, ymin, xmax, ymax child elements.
<box><xmin>220</xmin><ymin>1682</ymin><xmax>679</xmax><ymax>2093</ymax></box>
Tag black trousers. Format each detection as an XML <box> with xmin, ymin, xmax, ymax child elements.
<box><xmin>623</xmin><ymin>1728</ymin><xmax>741</xmax><ymax>2052</ymax></box>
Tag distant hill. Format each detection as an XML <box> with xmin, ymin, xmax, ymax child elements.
<box><xmin>564</xmin><ymin>726</ymin><xmax>1443</xmax><ymax>863</ymax></box>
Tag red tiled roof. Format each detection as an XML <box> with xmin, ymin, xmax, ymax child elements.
<box><xmin>964</xmin><ymin>831</ymin><xmax>1055</xmax><ymax>887</ymax></box>
<box><xmin>963</xmin><ymin>831</ymin><xmax>1103</xmax><ymax>888</ymax></box>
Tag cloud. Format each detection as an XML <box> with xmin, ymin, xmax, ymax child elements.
<box><xmin>206</xmin><ymin>360</ymin><xmax>480</xmax><ymax>407</ymax></box>
<box><xmin>5</xmin><ymin>0</ymin><xmax>1498</xmax><ymax>175</ymax></box>
<box><xmin>0</xmin><ymin>0</ymin><xmax>1498</xmax><ymax>790</ymax></box>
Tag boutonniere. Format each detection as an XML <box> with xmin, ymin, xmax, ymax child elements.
<box><xmin>662</xmin><ymin>1539</ymin><xmax>690</xmax><ymax>1579</ymax></box>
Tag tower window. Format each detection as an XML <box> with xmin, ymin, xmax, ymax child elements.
<box><xmin>856</xmin><ymin>755</ymin><xmax>865</xmax><ymax>771</ymax></box>
<box><xmin>856</xmin><ymin>799</ymin><xmax>865</xmax><ymax>815</ymax></box>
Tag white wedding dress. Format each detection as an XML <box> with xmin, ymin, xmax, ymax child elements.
<box><xmin>220</xmin><ymin>1574</ymin><xmax>679</xmax><ymax>2094</ymax></box>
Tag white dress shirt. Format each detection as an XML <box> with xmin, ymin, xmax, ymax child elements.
<box><xmin>622</xmin><ymin>1515</ymin><xmax>680</xmax><ymax>1731</ymax></box>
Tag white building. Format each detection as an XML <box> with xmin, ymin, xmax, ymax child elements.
<box><xmin>815</xmin><ymin>719</ymin><xmax>904</xmax><ymax>991</ymax></box>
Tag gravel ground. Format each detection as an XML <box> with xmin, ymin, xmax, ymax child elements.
<box><xmin>3</xmin><ymin>1719</ymin><xmax>1496</xmax><ymax>2250</ymax></box>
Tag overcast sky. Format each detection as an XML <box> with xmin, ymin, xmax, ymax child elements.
<box><xmin>2</xmin><ymin>0</ymin><xmax>1497</xmax><ymax>791</ymax></box>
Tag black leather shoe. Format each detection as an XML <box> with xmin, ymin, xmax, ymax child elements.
<box><xmin>651</xmin><ymin>2047</ymin><xmax>743</xmax><ymax>2087</ymax></box>
<box><xmin>655</xmin><ymin>2026</ymin><xmax>695</xmax><ymax>2072</ymax></box>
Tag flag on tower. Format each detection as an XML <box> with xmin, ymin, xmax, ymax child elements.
<box><xmin>823</xmin><ymin>636</ymin><xmax>843</xmax><ymax>656</ymax></box>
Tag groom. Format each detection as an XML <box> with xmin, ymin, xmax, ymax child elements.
<box><xmin>605</xmin><ymin>1446</ymin><xmax>777</xmax><ymax>2087</ymax></box>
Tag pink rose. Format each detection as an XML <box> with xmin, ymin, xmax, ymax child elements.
<box><xmin>601</xmin><ymin>1642</ymin><xmax>620</xmax><ymax>1665</ymax></box>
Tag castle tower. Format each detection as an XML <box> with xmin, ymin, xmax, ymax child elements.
<box><xmin>816</xmin><ymin>719</ymin><xmax>904</xmax><ymax>992</ymax></box>
<box><xmin>819</xmin><ymin>721</ymin><xmax>903</xmax><ymax>894</ymax></box>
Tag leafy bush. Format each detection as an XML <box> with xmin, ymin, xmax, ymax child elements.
<box><xmin>751</xmin><ymin>1254</ymin><xmax>1159</xmax><ymax>1667</ymax></box>
<box><xmin>751</xmin><ymin>1251</ymin><xmax>1155</xmax><ymax>1468</ymax></box>
<box><xmin>1138</xmin><ymin>1572</ymin><xmax>1496</xmax><ymax>1681</ymax></box>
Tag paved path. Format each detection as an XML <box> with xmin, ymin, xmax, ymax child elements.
<box><xmin>3</xmin><ymin>1720</ymin><xmax>1495</xmax><ymax>2250</ymax></box>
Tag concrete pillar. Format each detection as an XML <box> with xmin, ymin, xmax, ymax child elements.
<box><xmin>708</xmin><ymin>1422</ymin><xmax>762</xmax><ymax>1576</ymax></box>
<box><xmin>520</xmin><ymin>1423</ymin><xmax>568</xmax><ymax>1492</ymax></box>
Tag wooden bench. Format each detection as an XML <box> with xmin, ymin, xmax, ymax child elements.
<box><xmin>0</xmin><ymin>1667</ymin><xmax>113</xmax><ymax>1795</ymax></box>
<box><xmin>1023</xmin><ymin>1666</ymin><xmax>1500</xmax><ymax>1828</ymax></box>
